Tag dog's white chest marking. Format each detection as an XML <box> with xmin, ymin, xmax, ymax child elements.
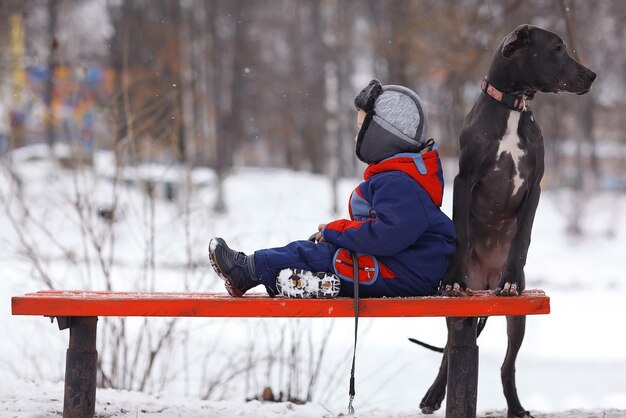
<box><xmin>497</xmin><ymin>111</ymin><xmax>525</xmax><ymax>195</ymax></box>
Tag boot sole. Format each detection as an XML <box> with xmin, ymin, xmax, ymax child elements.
<box><xmin>276</xmin><ymin>268</ymin><xmax>341</xmax><ymax>299</ymax></box>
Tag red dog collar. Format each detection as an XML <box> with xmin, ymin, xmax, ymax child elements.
<box><xmin>481</xmin><ymin>79</ymin><xmax>528</xmax><ymax>112</ymax></box>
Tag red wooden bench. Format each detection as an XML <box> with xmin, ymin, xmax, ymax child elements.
<box><xmin>12</xmin><ymin>289</ymin><xmax>550</xmax><ymax>418</ymax></box>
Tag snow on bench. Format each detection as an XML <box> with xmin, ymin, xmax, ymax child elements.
<box><xmin>11</xmin><ymin>290</ymin><xmax>550</xmax><ymax>418</ymax></box>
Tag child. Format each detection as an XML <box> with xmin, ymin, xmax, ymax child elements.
<box><xmin>209</xmin><ymin>80</ymin><xmax>455</xmax><ymax>298</ymax></box>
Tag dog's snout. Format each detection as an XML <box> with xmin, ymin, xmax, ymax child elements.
<box><xmin>575</xmin><ymin>67</ymin><xmax>597</xmax><ymax>94</ymax></box>
<box><xmin>587</xmin><ymin>70</ymin><xmax>597</xmax><ymax>83</ymax></box>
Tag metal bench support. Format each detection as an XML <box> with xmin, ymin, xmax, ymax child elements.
<box><xmin>58</xmin><ymin>316</ymin><xmax>98</xmax><ymax>418</ymax></box>
<box><xmin>446</xmin><ymin>316</ymin><xmax>479</xmax><ymax>417</ymax></box>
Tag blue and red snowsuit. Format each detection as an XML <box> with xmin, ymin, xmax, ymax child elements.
<box><xmin>254</xmin><ymin>149</ymin><xmax>456</xmax><ymax>297</ymax></box>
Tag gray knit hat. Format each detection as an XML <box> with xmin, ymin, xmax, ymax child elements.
<box><xmin>354</xmin><ymin>80</ymin><xmax>429</xmax><ymax>164</ymax></box>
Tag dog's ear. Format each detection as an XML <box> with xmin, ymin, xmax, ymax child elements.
<box><xmin>502</xmin><ymin>24</ymin><xmax>532</xmax><ymax>58</ymax></box>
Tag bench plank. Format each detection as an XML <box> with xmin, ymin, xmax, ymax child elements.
<box><xmin>12</xmin><ymin>290</ymin><xmax>549</xmax><ymax>318</ymax></box>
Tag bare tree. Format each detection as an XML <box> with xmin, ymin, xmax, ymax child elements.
<box><xmin>45</xmin><ymin>0</ymin><xmax>59</xmax><ymax>150</ymax></box>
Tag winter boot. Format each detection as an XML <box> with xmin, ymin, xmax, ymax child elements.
<box><xmin>276</xmin><ymin>268</ymin><xmax>341</xmax><ymax>298</ymax></box>
<box><xmin>209</xmin><ymin>237</ymin><xmax>259</xmax><ymax>297</ymax></box>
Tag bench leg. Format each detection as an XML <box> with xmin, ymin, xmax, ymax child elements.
<box><xmin>62</xmin><ymin>316</ymin><xmax>98</xmax><ymax>418</ymax></box>
<box><xmin>446</xmin><ymin>316</ymin><xmax>478</xmax><ymax>418</ymax></box>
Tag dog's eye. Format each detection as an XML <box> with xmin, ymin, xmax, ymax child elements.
<box><xmin>554</xmin><ymin>44</ymin><xmax>563</xmax><ymax>52</ymax></box>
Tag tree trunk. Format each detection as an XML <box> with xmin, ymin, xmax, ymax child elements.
<box><xmin>303</xmin><ymin>0</ymin><xmax>327</xmax><ymax>174</ymax></box>
<box><xmin>46</xmin><ymin>0</ymin><xmax>59</xmax><ymax>151</ymax></box>
<box><xmin>207</xmin><ymin>0</ymin><xmax>227</xmax><ymax>212</ymax></box>
<box><xmin>286</xmin><ymin>4</ymin><xmax>305</xmax><ymax>170</ymax></box>
<box><xmin>178</xmin><ymin>2</ymin><xmax>196</xmax><ymax>166</ymax></box>
<box><xmin>222</xmin><ymin>0</ymin><xmax>246</xmax><ymax>167</ymax></box>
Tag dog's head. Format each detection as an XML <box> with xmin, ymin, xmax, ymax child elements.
<box><xmin>490</xmin><ymin>24</ymin><xmax>596</xmax><ymax>96</ymax></box>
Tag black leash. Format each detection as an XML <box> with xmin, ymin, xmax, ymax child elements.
<box><xmin>347</xmin><ymin>252</ymin><xmax>360</xmax><ymax>415</ymax></box>
<box><xmin>308</xmin><ymin>231</ymin><xmax>360</xmax><ymax>414</ymax></box>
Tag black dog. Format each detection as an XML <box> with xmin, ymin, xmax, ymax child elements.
<box><xmin>420</xmin><ymin>25</ymin><xmax>596</xmax><ymax>418</ymax></box>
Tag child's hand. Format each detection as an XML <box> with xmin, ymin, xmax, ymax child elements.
<box><xmin>315</xmin><ymin>224</ymin><xmax>326</xmax><ymax>243</ymax></box>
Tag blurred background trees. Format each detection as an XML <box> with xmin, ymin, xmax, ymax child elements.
<box><xmin>0</xmin><ymin>0</ymin><xmax>624</xmax><ymax>203</ymax></box>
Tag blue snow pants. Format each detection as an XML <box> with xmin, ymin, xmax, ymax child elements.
<box><xmin>254</xmin><ymin>240</ymin><xmax>412</xmax><ymax>298</ymax></box>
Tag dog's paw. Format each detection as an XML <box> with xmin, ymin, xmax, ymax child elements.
<box><xmin>419</xmin><ymin>389</ymin><xmax>444</xmax><ymax>414</ymax></box>
<box><xmin>496</xmin><ymin>282</ymin><xmax>520</xmax><ymax>296</ymax></box>
<box><xmin>439</xmin><ymin>283</ymin><xmax>472</xmax><ymax>297</ymax></box>
<box><xmin>420</xmin><ymin>405</ymin><xmax>439</xmax><ymax>415</ymax></box>
<box><xmin>507</xmin><ymin>410</ymin><xmax>534</xmax><ymax>418</ymax></box>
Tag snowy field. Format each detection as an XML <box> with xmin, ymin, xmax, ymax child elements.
<box><xmin>1</xmin><ymin>148</ymin><xmax>626</xmax><ymax>417</ymax></box>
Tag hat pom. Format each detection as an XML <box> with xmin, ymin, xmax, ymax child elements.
<box><xmin>354</xmin><ymin>79</ymin><xmax>383</xmax><ymax>112</ymax></box>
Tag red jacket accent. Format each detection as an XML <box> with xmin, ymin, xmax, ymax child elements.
<box><xmin>363</xmin><ymin>150</ymin><xmax>443</xmax><ymax>206</ymax></box>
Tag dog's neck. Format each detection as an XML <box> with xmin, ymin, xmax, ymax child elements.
<box><xmin>481</xmin><ymin>79</ymin><xmax>531</xmax><ymax>112</ymax></box>
<box><xmin>485</xmin><ymin>72</ymin><xmax>537</xmax><ymax>101</ymax></box>
<box><xmin>480</xmin><ymin>79</ymin><xmax>527</xmax><ymax>112</ymax></box>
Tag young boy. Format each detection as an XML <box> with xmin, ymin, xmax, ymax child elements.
<box><xmin>209</xmin><ymin>79</ymin><xmax>455</xmax><ymax>298</ymax></box>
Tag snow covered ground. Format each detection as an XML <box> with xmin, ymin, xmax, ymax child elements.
<box><xmin>1</xmin><ymin>377</ymin><xmax>625</xmax><ymax>418</ymax></box>
<box><xmin>1</xmin><ymin>149</ymin><xmax>626</xmax><ymax>417</ymax></box>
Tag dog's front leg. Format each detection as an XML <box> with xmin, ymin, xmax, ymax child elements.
<box><xmin>497</xmin><ymin>183</ymin><xmax>541</xmax><ymax>296</ymax></box>
<box><xmin>440</xmin><ymin>173</ymin><xmax>473</xmax><ymax>296</ymax></box>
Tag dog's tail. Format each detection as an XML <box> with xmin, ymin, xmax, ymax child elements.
<box><xmin>407</xmin><ymin>337</ymin><xmax>444</xmax><ymax>353</ymax></box>
<box><xmin>408</xmin><ymin>316</ymin><xmax>489</xmax><ymax>353</ymax></box>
